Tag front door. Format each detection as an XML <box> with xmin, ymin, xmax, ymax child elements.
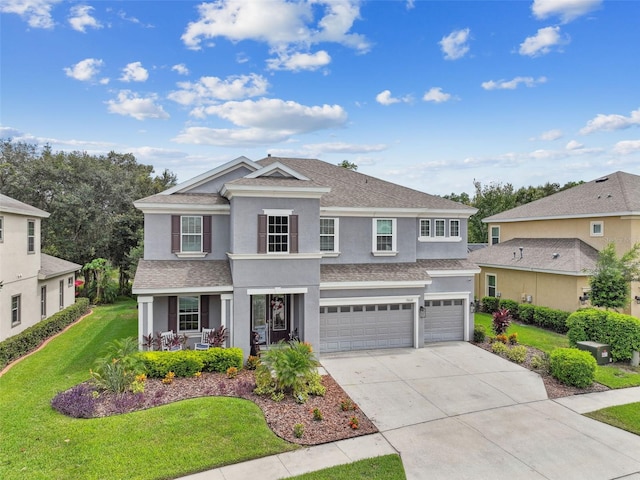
<box><xmin>251</xmin><ymin>294</ymin><xmax>290</xmax><ymax>347</ymax></box>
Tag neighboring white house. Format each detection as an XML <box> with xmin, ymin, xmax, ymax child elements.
<box><xmin>0</xmin><ymin>194</ymin><xmax>81</xmax><ymax>341</ymax></box>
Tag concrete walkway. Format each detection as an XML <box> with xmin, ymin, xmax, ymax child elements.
<box><xmin>183</xmin><ymin>343</ymin><xmax>640</xmax><ymax>480</ymax></box>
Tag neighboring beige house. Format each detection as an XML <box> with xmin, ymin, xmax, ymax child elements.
<box><xmin>0</xmin><ymin>194</ymin><xmax>81</xmax><ymax>341</ymax></box>
<box><xmin>469</xmin><ymin>171</ymin><xmax>640</xmax><ymax>317</ymax></box>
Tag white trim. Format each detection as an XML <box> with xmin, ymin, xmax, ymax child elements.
<box><xmin>474</xmin><ymin>263</ymin><xmax>592</xmax><ymax>276</ymax></box>
<box><xmin>483</xmin><ymin>211</ymin><xmax>640</xmax><ymax>223</ymax></box>
<box><xmin>418</xmin><ymin>236</ymin><xmax>462</xmax><ymax>243</ymax></box>
<box><xmin>423</xmin><ymin>292</ymin><xmax>472</xmax><ymax>341</ymax></box>
<box><xmin>245</xmin><ymin>162</ymin><xmax>310</xmax><ymax>181</ymax></box>
<box><xmin>221</xmin><ymin>184</ymin><xmax>330</xmax><ymax>199</ymax></box>
<box><xmin>434</xmin><ymin>219</ymin><xmax>446</xmax><ymax>238</ymax></box>
<box><xmin>263</xmin><ymin>208</ymin><xmax>293</xmax><ymax>215</ymax></box>
<box><xmin>590</xmin><ymin>220</ymin><xmax>604</xmax><ymax>237</ymax></box>
<box><xmin>426</xmin><ymin>269</ymin><xmax>481</xmax><ymax>277</ymax></box>
<box><xmin>227</xmin><ymin>253</ymin><xmax>323</xmax><ymax>260</ymax></box>
<box><xmin>320</xmin><ymin>217</ymin><xmax>339</xmax><ymax>254</ymax></box>
<box><xmin>132</xmin><ymin>286</ymin><xmax>233</xmax><ymax>295</ymax></box>
<box><xmin>133</xmin><ymin>204</ymin><xmax>230</xmax><ymax>215</ymax></box>
<box><xmin>486</xmin><ymin>273</ymin><xmax>497</xmax><ymax>297</ymax></box>
<box><xmin>321</xmin><ymin>280</ymin><xmax>431</xmax><ymax>290</ymax></box>
<box><xmin>371</xmin><ymin>251</ymin><xmax>398</xmax><ymax>257</ymax></box>
<box><xmin>247</xmin><ymin>287</ymin><xmax>308</xmax><ymax>295</ymax></box>
<box><xmin>175</xmin><ymin>252</ymin><xmax>208</xmax><ymax>258</ymax></box>
<box><xmin>321</xmin><ymin>207</ymin><xmax>477</xmax><ymax>218</ymax></box>
<box><xmin>449</xmin><ymin>219</ymin><xmax>460</xmax><ymax>238</ymax></box>
<box><xmin>321</xmin><ymin>252</ymin><xmax>341</xmax><ymax>257</ymax></box>
<box><xmin>372</xmin><ymin>218</ymin><xmax>396</xmax><ymax>254</ymax></box>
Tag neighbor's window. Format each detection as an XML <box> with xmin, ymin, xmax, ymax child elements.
<box><xmin>27</xmin><ymin>219</ymin><xmax>35</xmax><ymax>253</ymax></box>
<box><xmin>59</xmin><ymin>279</ymin><xmax>64</xmax><ymax>309</ymax></box>
<box><xmin>591</xmin><ymin>221</ymin><xmax>604</xmax><ymax>237</ymax></box>
<box><xmin>181</xmin><ymin>216</ymin><xmax>203</xmax><ymax>252</ymax></box>
<box><xmin>11</xmin><ymin>295</ymin><xmax>21</xmax><ymax>327</ymax></box>
<box><xmin>434</xmin><ymin>219</ymin><xmax>445</xmax><ymax>238</ymax></box>
<box><xmin>268</xmin><ymin>215</ymin><xmax>289</xmax><ymax>253</ymax></box>
<box><xmin>41</xmin><ymin>286</ymin><xmax>47</xmax><ymax>318</ymax></box>
<box><xmin>487</xmin><ymin>274</ymin><xmax>497</xmax><ymax>297</ymax></box>
<box><xmin>491</xmin><ymin>226</ymin><xmax>500</xmax><ymax>245</ymax></box>
<box><xmin>373</xmin><ymin>218</ymin><xmax>396</xmax><ymax>253</ymax></box>
<box><xmin>68</xmin><ymin>276</ymin><xmax>74</xmax><ymax>287</ymax></box>
<box><xmin>420</xmin><ymin>219</ymin><xmax>430</xmax><ymax>237</ymax></box>
<box><xmin>320</xmin><ymin>217</ymin><xmax>338</xmax><ymax>253</ymax></box>
<box><xmin>178</xmin><ymin>296</ymin><xmax>200</xmax><ymax>332</ymax></box>
<box><xmin>450</xmin><ymin>219</ymin><xmax>460</xmax><ymax>238</ymax></box>
<box><xmin>0</xmin><ymin>216</ymin><xmax>4</xmax><ymax>242</ymax></box>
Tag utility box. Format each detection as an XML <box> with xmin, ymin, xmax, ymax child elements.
<box><xmin>576</xmin><ymin>341</ymin><xmax>612</xmax><ymax>365</ymax></box>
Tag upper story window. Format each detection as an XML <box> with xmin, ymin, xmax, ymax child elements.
<box><xmin>449</xmin><ymin>219</ymin><xmax>460</xmax><ymax>238</ymax></box>
<box><xmin>320</xmin><ymin>218</ymin><xmax>339</xmax><ymax>253</ymax></box>
<box><xmin>171</xmin><ymin>215</ymin><xmax>211</xmax><ymax>256</ymax></box>
<box><xmin>372</xmin><ymin>218</ymin><xmax>396</xmax><ymax>255</ymax></box>
<box><xmin>27</xmin><ymin>219</ymin><xmax>35</xmax><ymax>253</ymax></box>
<box><xmin>257</xmin><ymin>211</ymin><xmax>298</xmax><ymax>254</ymax></box>
<box><xmin>420</xmin><ymin>219</ymin><xmax>430</xmax><ymax>237</ymax></box>
<box><xmin>590</xmin><ymin>221</ymin><xmax>604</xmax><ymax>237</ymax></box>
<box><xmin>491</xmin><ymin>226</ymin><xmax>500</xmax><ymax>245</ymax></box>
<box><xmin>434</xmin><ymin>219</ymin><xmax>446</xmax><ymax>238</ymax></box>
<box><xmin>11</xmin><ymin>295</ymin><xmax>21</xmax><ymax>327</ymax></box>
<box><xmin>0</xmin><ymin>216</ymin><xmax>4</xmax><ymax>243</ymax></box>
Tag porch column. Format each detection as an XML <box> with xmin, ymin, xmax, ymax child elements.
<box><xmin>137</xmin><ymin>296</ymin><xmax>154</xmax><ymax>350</ymax></box>
<box><xmin>221</xmin><ymin>294</ymin><xmax>233</xmax><ymax>348</ymax></box>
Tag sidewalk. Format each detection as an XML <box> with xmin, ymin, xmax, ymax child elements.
<box><xmin>554</xmin><ymin>385</ymin><xmax>640</xmax><ymax>414</ymax></box>
<box><xmin>180</xmin><ymin>433</ymin><xmax>396</xmax><ymax>480</ymax></box>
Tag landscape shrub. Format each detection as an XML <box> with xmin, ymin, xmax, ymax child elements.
<box><xmin>139</xmin><ymin>347</ymin><xmax>243</xmax><ymax>378</ymax></box>
<box><xmin>566</xmin><ymin>309</ymin><xmax>640</xmax><ymax>362</ymax></box>
<box><xmin>492</xmin><ymin>308</ymin><xmax>512</xmax><ymax>335</ymax></box>
<box><xmin>491</xmin><ymin>341</ymin><xmax>508</xmax><ymax>355</ymax></box>
<box><xmin>473</xmin><ymin>325</ymin><xmax>486</xmax><ymax>343</ymax></box>
<box><xmin>90</xmin><ymin>337</ymin><xmax>144</xmax><ymax>393</ymax></box>
<box><xmin>499</xmin><ymin>299</ymin><xmax>519</xmax><ymax>318</ymax></box>
<box><xmin>200</xmin><ymin>347</ymin><xmax>243</xmax><ymax>372</ymax></box>
<box><xmin>51</xmin><ymin>383</ymin><xmax>98</xmax><ymax>418</ymax></box>
<box><xmin>481</xmin><ymin>296</ymin><xmax>500</xmax><ymax>314</ymax></box>
<box><xmin>507</xmin><ymin>345</ymin><xmax>527</xmax><ymax>363</ymax></box>
<box><xmin>0</xmin><ymin>298</ymin><xmax>90</xmax><ymax>370</ymax></box>
<box><xmin>517</xmin><ymin>303</ymin><xmax>535</xmax><ymax>325</ymax></box>
<box><xmin>533</xmin><ymin>306</ymin><xmax>570</xmax><ymax>334</ymax></box>
<box><xmin>550</xmin><ymin>348</ymin><xmax>596</xmax><ymax>388</ymax></box>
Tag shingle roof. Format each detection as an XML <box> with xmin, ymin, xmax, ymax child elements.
<box><xmin>467</xmin><ymin>238</ymin><xmax>598</xmax><ymax>275</ymax></box>
<box><xmin>132</xmin><ymin>260</ymin><xmax>233</xmax><ymax>292</ymax></box>
<box><xmin>39</xmin><ymin>253</ymin><xmax>82</xmax><ymax>279</ymax></box>
<box><xmin>484</xmin><ymin>171</ymin><xmax>640</xmax><ymax>222</ymax></box>
<box><xmin>416</xmin><ymin>258</ymin><xmax>480</xmax><ymax>272</ymax></box>
<box><xmin>135</xmin><ymin>192</ymin><xmax>229</xmax><ymax>206</ymax></box>
<box><xmin>321</xmin><ymin>262</ymin><xmax>432</xmax><ymax>283</ymax></box>
<box><xmin>0</xmin><ymin>194</ymin><xmax>50</xmax><ymax>217</ymax></box>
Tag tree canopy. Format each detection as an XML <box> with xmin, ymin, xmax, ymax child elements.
<box><xmin>589</xmin><ymin>242</ymin><xmax>640</xmax><ymax>310</ymax></box>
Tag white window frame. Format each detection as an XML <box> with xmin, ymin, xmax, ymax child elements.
<box><xmin>486</xmin><ymin>274</ymin><xmax>497</xmax><ymax>297</ymax></box>
<box><xmin>419</xmin><ymin>219</ymin><xmax>431</xmax><ymax>238</ymax></box>
<box><xmin>491</xmin><ymin>226</ymin><xmax>500</xmax><ymax>245</ymax></box>
<box><xmin>59</xmin><ymin>279</ymin><xmax>64</xmax><ymax>309</ymax></box>
<box><xmin>590</xmin><ymin>221</ymin><xmax>604</xmax><ymax>237</ymax></box>
<box><xmin>181</xmin><ymin>215</ymin><xmax>203</xmax><ymax>253</ymax></box>
<box><xmin>372</xmin><ymin>218</ymin><xmax>397</xmax><ymax>256</ymax></box>
<box><xmin>268</xmin><ymin>215</ymin><xmax>289</xmax><ymax>253</ymax></box>
<box><xmin>449</xmin><ymin>219</ymin><xmax>460</xmax><ymax>238</ymax></box>
<box><xmin>11</xmin><ymin>295</ymin><xmax>21</xmax><ymax>327</ymax></box>
<box><xmin>41</xmin><ymin>286</ymin><xmax>47</xmax><ymax>319</ymax></box>
<box><xmin>27</xmin><ymin>219</ymin><xmax>35</xmax><ymax>254</ymax></box>
<box><xmin>178</xmin><ymin>295</ymin><xmax>200</xmax><ymax>333</ymax></box>
<box><xmin>0</xmin><ymin>216</ymin><xmax>3</xmax><ymax>243</ymax></box>
<box><xmin>320</xmin><ymin>217</ymin><xmax>339</xmax><ymax>255</ymax></box>
<box><xmin>434</xmin><ymin>219</ymin><xmax>446</xmax><ymax>238</ymax></box>
<box><xmin>68</xmin><ymin>276</ymin><xmax>74</xmax><ymax>287</ymax></box>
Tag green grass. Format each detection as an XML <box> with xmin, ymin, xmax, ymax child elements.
<box><xmin>0</xmin><ymin>299</ymin><xmax>297</xmax><ymax>480</ymax></box>
<box><xmin>585</xmin><ymin>403</ymin><xmax>640</xmax><ymax>436</ymax></box>
<box><xmin>284</xmin><ymin>454</ymin><xmax>406</xmax><ymax>480</ymax></box>
<box><xmin>594</xmin><ymin>364</ymin><xmax>640</xmax><ymax>389</ymax></box>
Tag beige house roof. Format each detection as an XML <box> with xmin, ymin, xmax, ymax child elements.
<box><xmin>485</xmin><ymin>171</ymin><xmax>640</xmax><ymax>222</ymax></box>
<box><xmin>468</xmin><ymin>238</ymin><xmax>598</xmax><ymax>275</ymax></box>
<box><xmin>0</xmin><ymin>193</ymin><xmax>50</xmax><ymax>218</ymax></box>
<box><xmin>39</xmin><ymin>253</ymin><xmax>82</xmax><ymax>279</ymax></box>
<box><xmin>320</xmin><ymin>262</ymin><xmax>432</xmax><ymax>284</ymax></box>
<box><xmin>133</xmin><ymin>260</ymin><xmax>233</xmax><ymax>292</ymax></box>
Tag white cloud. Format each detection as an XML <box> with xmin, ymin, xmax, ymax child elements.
<box><xmin>106</xmin><ymin>90</ymin><xmax>169</xmax><ymax>120</ymax></box>
<box><xmin>173</xmin><ymin>127</ymin><xmax>291</xmax><ymax>146</ymax></box>
<box><xmin>519</xmin><ymin>26</ymin><xmax>568</xmax><ymax>57</ymax></box>
<box><xmin>0</xmin><ymin>126</ymin><xmax>26</xmax><ymax>138</ymax></box>
<box><xmin>168</xmin><ymin>74</ymin><xmax>269</xmax><ymax>106</ymax></box>
<box><xmin>423</xmin><ymin>87</ymin><xmax>452</xmax><ymax>103</ymax></box>
<box><xmin>375</xmin><ymin>90</ymin><xmax>411</xmax><ymax>106</ymax></box>
<box><xmin>439</xmin><ymin>28</ymin><xmax>471</xmax><ymax>60</ymax></box>
<box><xmin>301</xmin><ymin>142</ymin><xmax>387</xmax><ymax>154</ymax></box>
<box><xmin>64</xmin><ymin>58</ymin><xmax>104</xmax><ymax>81</ymax></box>
<box><xmin>481</xmin><ymin>76</ymin><xmax>547</xmax><ymax>90</ymax></box>
<box><xmin>120</xmin><ymin>62</ymin><xmax>149</xmax><ymax>82</ymax></box>
<box><xmin>537</xmin><ymin>129</ymin><xmax>563</xmax><ymax>141</ymax></box>
<box><xmin>68</xmin><ymin>5</ymin><xmax>102</xmax><ymax>32</ymax></box>
<box><xmin>532</xmin><ymin>0</ymin><xmax>602</xmax><ymax>23</ymax></box>
<box><xmin>612</xmin><ymin>140</ymin><xmax>640</xmax><ymax>155</ymax></box>
<box><xmin>0</xmin><ymin>0</ymin><xmax>61</xmax><ymax>29</ymax></box>
<box><xmin>565</xmin><ymin>140</ymin><xmax>583</xmax><ymax>150</ymax></box>
<box><xmin>267</xmin><ymin>50</ymin><xmax>331</xmax><ymax>71</ymax></box>
<box><xmin>580</xmin><ymin>108</ymin><xmax>640</xmax><ymax>134</ymax></box>
<box><xmin>171</xmin><ymin>64</ymin><xmax>190</xmax><ymax>76</ymax></box>
<box><xmin>181</xmin><ymin>0</ymin><xmax>369</xmax><ymax>53</ymax></box>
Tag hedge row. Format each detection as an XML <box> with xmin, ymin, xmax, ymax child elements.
<box><xmin>566</xmin><ymin>309</ymin><xmax>640</xmax><ymax>362</ymax></box>
<box><xmin>139</xmin><ymin>347</ymin><xmax>243</xmax><ymax>378</ymax></box>
<box><xmin>480</xmin><ymin>296</ymin><xmax>570</xmax><ymax>334</ymax></box>
<box><xmin>0</xmin><ymin>298</ymin><xmax>91</xmax><ymax>370</ymax></box>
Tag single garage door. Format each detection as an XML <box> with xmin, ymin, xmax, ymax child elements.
<box><xmin>320</xmin><ymin>303</ymin><xmax>413</xmax><ymax>353</ymax></box>
<box><xmin>424</xmin><ymin>299</ymin><xmax>464</xmax><ymax>342</ymax></box>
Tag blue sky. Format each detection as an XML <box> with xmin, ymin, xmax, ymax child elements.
<box><xmin>1</xmin><ymin>0</ymin><xmax>639</xmax><ymax>196</ymax></box>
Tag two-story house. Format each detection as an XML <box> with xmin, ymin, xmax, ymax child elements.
<box><xmin>0</xmin><ymin>194</ymin><xmax>81</xmax><ymax>341</ymax></box>
<box><xmin>132</xmin><ymin>156</ymin><xmax>479</xmax><ymax>357</ymax></box>
<box><xmin>469</xmin><ymin>171</ymin><xmax>640</xmax><ymax>317</ymax></box>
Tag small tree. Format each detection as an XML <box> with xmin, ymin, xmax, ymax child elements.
<box><xmin>337</xmin><ymin>160</ymin><xmax>358</xmax><ymax>171</ymax></box>
<box><xmin>589</xmin><ymin>243</ymin><xmax>640</xmax><ymax>310</ymax></box>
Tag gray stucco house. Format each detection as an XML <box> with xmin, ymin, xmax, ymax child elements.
<box><xmin>132</xmin><ymin>156</ymin><xmax>479</xmax><ymax>357</ymax></box>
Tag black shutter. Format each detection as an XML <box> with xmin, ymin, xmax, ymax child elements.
<box><xmin>289</xmin><ymin>215</ymin><xmax>298</xmax><ymax>253</ymax></box>
<box><xmin>200</xmin><ymin>295</ymin><xmax>209</xmax><ymax>329</ymax></box>
<box><xmin>257</xmin><ymin>214</ymin><xmax>267</xmax><ymax>253</ymax></box>
<box><xmin>203</xmin><ymin>216</ymin><xmax>212</xmax><ymax>253</ymax></box>
<box><xmin>171</xmin><ymin>216</ymin><xmax>180</xmax><ymax>253</ymax></box>
<box><xmin>168</xmin><ymin>296</ymin><xmax>177</xmax><ymax>332</ymax></box>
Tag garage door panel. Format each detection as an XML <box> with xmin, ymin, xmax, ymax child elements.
<box><xmin>424</xmin><ymin>300</ymin><xmax>464</xmax><ymax>343</ymax></box>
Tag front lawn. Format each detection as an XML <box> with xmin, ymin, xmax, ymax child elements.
<box><xmin>0</xmin><ymin>299</ymin><xmax>296</xmax><ymax>480</ymax></box>
<box><xmin>585</xmin><ymin>403</ymin><xmax>640</xmax><ymax>436</ymax></box>
<box><xmin>285</xmin><ymin>454</ymin><xmax>406</xmax><ymax>480</ymax></box>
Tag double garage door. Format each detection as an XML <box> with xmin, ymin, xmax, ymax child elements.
<box><xmin>319</xmin><ymin>299</ymin><xmax>466</xmax><ymax>353</ymax></box>
<box><xmin>319</xmin><ymin>303</ymin><xmax>413</xmax><ymax>353</ymax></box>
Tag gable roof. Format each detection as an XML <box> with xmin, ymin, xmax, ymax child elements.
<box><xmin>484</xmin><ymin>171</ymin><xmax>640</xmax><ymax>223</ymax></box>
<box><xmin>132</xmin><ymin>260</ymin><xmax>233</xmax><ymax>294</ymax></box>
<box><xmin>468</xmin><ymin>238</ymin><xmax>598</xmax><ymax>275</ymax></box>
<box><xmin>0</xmin><ymin>194</ymin><xmax>50</xmax><ymax>218</ymax></box>
<box><xmin>39</xmin><ymin>253</ymin><xmax>82</xmax><ymax>280</ymax></box>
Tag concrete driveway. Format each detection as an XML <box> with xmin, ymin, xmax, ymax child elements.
<box><xmin>321</xmin><ymin>342</ymin><xmax>640</xmax><ymax>480</ymax></box>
